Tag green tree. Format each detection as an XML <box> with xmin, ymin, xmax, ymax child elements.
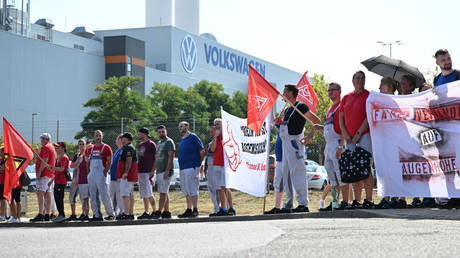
<box><xmin>304</xmin><ymin>74</ymin><xmax>332</xmax><ymax>164</ymax></box>
<box><xmin>229</xmin><ymin>90</ymin><xmax>248</xmax><ymax>118</ymax></box>
<box><xmin>75</xmin><ymin>76</ymin><xmax>166</xmax><ymax>149</ymax></box>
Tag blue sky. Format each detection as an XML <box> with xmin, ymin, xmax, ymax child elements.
<box><xmin>29</xmin><ymin>0</ymin><xmax>460</xmax><ymax>93</ymax></box>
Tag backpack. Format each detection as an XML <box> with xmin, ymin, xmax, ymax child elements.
<box><xmin>433</xmin><ymin>69</ymin><xmax>460</xmax><ymax>86</ymax></box>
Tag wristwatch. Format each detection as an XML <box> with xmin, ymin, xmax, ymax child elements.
<box><xmin>356</xmin><ymin>131</ymin><xmax>361</xmax><ymax>136</ymax></box>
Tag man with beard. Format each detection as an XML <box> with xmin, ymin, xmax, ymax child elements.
<box><xmin>155</xmin><ymin>125</ymin><xmax>175</xmax><ymax>219</ymax></box>
<box><xmin>433</xmin><ymin>49</ymin><xmax>460</xmax><ymax>87</ymax></box>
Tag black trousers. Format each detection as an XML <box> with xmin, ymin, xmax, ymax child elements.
<box><xmin>54</xmin><ymin>184</ymin><xmax>66</xmax><ymax>217</ymax></box>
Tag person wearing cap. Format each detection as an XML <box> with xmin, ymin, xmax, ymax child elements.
<box><xmin>46</xmin><ymin>142</ymin><xmax>70</xmax><ymax>223</ymax></box>
<box><xmin>116</xmin><ymin>132</ymin><xmax>139</xmax><ymax>220</ymax></box>
<box><xmin>87</xmin><ymin>130</ymin><xmax>115</xmax><ymax>221</ymax></box>
<box><xmin>136</xmin><ymin>127</ymin><xmax>158</xmax><ymax>219</ymax></box>
<box><xmin>177</xmin><ymin>121</ymin><xmax>205</xmax><ymax>218</ymax></box>
<box><xmin>154</xmin><ymin>125</ymin><xmax>175</xmax><ymax>219</ymax></box>
<box><xmin>30</xmin><ymin>133</ymin><xmax>57</xmax><ymax>222</ymax></box>
<box><xmin>109</xmin><ymin>134</ymin><xmax>124</xmax><ymax>219</ymax></box>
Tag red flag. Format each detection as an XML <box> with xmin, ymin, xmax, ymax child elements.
<box><xmin>3</xmin><ymin>117</ymin><xmax>34</xmax><ymax>202</ymax></box>
<box><xmin>247</xmin><ymin>65</ymin><xmax>279</xmax><ymax>135</ymax></box>
<box><xmin>296</xmin><ymin>72</ymin><xmax>319</xmax><ymax>114</ymax></box>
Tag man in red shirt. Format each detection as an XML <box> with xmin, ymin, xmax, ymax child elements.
<box><xmin>136</xmin><ymin>128</ymin><xmax>158</xmax><ymax>219</ymax></box>
<box><xmin>116</xmin><ymin>132</ymin><xmax>138</xmax><ymax>220</ymax></box>
<box><xmin>30</xmin><ymin>133</ymin><xmax>57</xmax><ymax>222</ymax></box>
<box><xmin>338</xmin><ymin>71</ymin><xmax>374</xmax><ymax>209</ymax></box>
<box><xmin>87</xmin><ymin>130</ymin><xmax>115</xmax><ymax>221</ymax></box>
<box><xmin>210</xmin><ymin>118</ymin><xmax>236</xmax><ymax>216</ymax></box>
<box><xmin>46</xmin><ymin>142</ymin><xmax>69</xmax><ymax>223</ymax></box>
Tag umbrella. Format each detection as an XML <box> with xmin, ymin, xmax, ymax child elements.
<box><xmin>361</xmin><ymin>55</ymin><xmax>426</xmax><ymax>89</ymax></box>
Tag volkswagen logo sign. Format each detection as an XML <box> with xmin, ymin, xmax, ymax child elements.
<box><xmin>181</xmin><ymin>35</ymin><xmax>197</xmax><ymax>73</ymax></box>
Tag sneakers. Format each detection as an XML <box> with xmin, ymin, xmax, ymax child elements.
<box><xmin>388</xmin><ymin>197</ymin><xmax>399</xmax><ymax>208</ymax></box>
<box><xmin>280</xmin><ymin>207</ymin><xmax>292</xmax><ymax>213</ymax></box>
<box><xmin>375</xmin><ymin>198</ymin><xmax>390</xmax><ymax>209</ymax></box>
<box><xmin>89</xmin><ymin>216</ymin><xmax>103</xmax><ymax>222</ymax></box>
<box><xmin>54</xmin><ymin>215</ymin><xmax>67</xmax><ymax>223</ymax></box>
<box><xmin>362</xmin><ymin>199</ymin><xmax>374</xmax><ymax>209</ymax></box>
<box><xmin>161</xmin><ymin>211</ymin><xmax>172</xmax><ymax>219</ymax></box>
<box><xmin>395</xmin><ymin>199</ymin><xmax>407</xmax><ymax>209</ymax></box>
<box><xmin>318</xmin><ymin>199</ymin><xmax>325</xmax><ymax>209</ymax></box>
<box><xmin>115</xmin><ymin>214</ymin><xmax>124</xmax><ymax>220</ymax></box>
<box><xmin>178</xmin><ymin>209</ymin><xmax>193</xmax><ymax>218</ymax></box>
<box><xmin>264</xmin><ymin>207</ymin><xmax>281</xmax><ymax>214</ymax></box>
<box><xmin>227</xmin><ymin>207</ymin><xmax>236</xmax><ymax>216</ymax></box>
<box><xmin>49</xmin><ymin>214</ymin><xmax>57</xmax><ymax>221</ymax></box>
<box><xmin>191</xmin><ymin>208</ymin><xmax>199</xmax><ymax>218</ymax></box>
<box><xmin>137</xmin><ymin>212</ymin><xmax>151</xmax><ymax>220</ymax></box>
<box><xmin>319</xmin><ymin>203</ymin><xmax>332</xmax><ymax>212</ymax></box>
<box><xmin>44</xmin><ymin>214</ymin><xmax>50</xmax><ymax>221</ymax></box>
<box><xmin>104</xmin><ymin>215</ymin><xmax>115</xmax><ymax>221</ymax></box>
<box><xmin>216</xmin><ymin>208</ymin><xmax>228</xmax><ymax>216</ymax></box>
<box><xmin>77</xmin><ymin>214</ymin><xmax>88</xmax><ymax>221</ymax></box>
<box><xmin>150</xmin><ymin>211</ymin><xmax>161</xmax><ymax>219</ymax></box>
<box><xmin>420</xmin><ymin>198</ymin><xmax>437</xmax><ymax>208</ymax></box>
<box><xmin>67</xmin><ymin>214</ymin><xmax>78</xmax><ymax>221</ymax></box>
<box><xmin>335</xmin><ymin>201</ymin><xmax>348</xmax><ymax>210</ymax></box>
<box><xmin>7</xmin><ymin>216</ymin><xmax>16</xmax><ymax>223</ymax></box>
<box><xmin>292</xmin><ymin>205</ymin><xmax>309</xmax><ymax>213</ymax></box>
<box><xmin>0</xmin><ymin>216</ymin><xmax>5</xmax><ymax>222</ymax></box>
<box><xmin>30</xmin><ymin>214</ymin><xmax>45</xmax><ymax>222</ymax></box>
<box><xmin>348</xmin><ymin>200</ymin><xmax>362</xmax><ymax>209</ymax></box>
<box><xmin>209</xmin><ymin>213</ymin><xmax>218</xmax><ymax>217</ymax></box>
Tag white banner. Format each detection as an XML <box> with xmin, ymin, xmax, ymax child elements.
<box><xmin>221</xmin><ymin>109</ymin><xmax>271</xmax><ymax>197</ymax></box>
<box><xmin>367</xmin><ymin>81</ymin><xmax>460</xmax><ymax>197</ymax></box>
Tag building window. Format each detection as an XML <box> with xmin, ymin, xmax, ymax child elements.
<box><xmin>127</xmin><ymin>57</ymin><xmax>132</xmax><ymax>76</ymax></box>
<box><xmin>73</xmin><ymin>44</ymin><xmax>85</xmax><ymax>51</ymax></box>
<box><xmin>37</xmin><ymin>34</ymin><xmax>47</xmax><ymax>41</ymax></box>
<box><xmin>155</xmin><ymin>63</ymin><xmax>166</xmax><ymax>71</ymax></box>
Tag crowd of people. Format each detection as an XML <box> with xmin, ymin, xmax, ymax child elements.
<box><xmin>0</xmin><ymin>48</ymin><xmax>458</xmax><ymax>222</ymax></box>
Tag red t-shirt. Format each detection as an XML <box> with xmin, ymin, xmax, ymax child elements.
<box><xmin>325</xmin><ymin>102</ymin><xmax>342</xmax><ymax>135</ymax></box>
<box><xmin>116</xmin><ymin>144</ymin><xmax>138</xmax><ymax>182</ymax></box>
<box><xmin>55</xmin><ymin>154</ymin><xmax>69</xmax><ymax>185</ymax></box>
<box><xmin>36</xmin><ymin>143</ymin><xmax>57</xmax><ymax>178</ymax></box>
<box><xmin>213</xmin><ymin>134</ymin><xmax>224</xmax><ymax>166</ymax></box>
<box><xmin>72</xmin><ymin>153</ymin><xmax>88</xmax><ymax>184</ymax></box>
<box><xmin>339</xmin><ymin>90</ymin><xmax>370</xmax><ymax>136</ymax></box>
<box><xmin>87</xmin><ymin>143</ymin><xmax>113</xmax><ymax>168</ymax></box>
<box><xmin>137</xmin><ymin>140</ymin><xmax>156</xmax><ymax>173</ymax></box>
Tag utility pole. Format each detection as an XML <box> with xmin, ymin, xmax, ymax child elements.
<box><xmin>31</xmin><ymin>112</ymin><xmax>40</xmax><ymax>144</ymax></box>
<box><xmin>56</xmin><ymin>120</ymin><xmax>60</xmax><ymax>141</ymax></box>
<box><xmin>121</xmin><ymin>117</ymin><xmax>124</xmax><ymax>133</ymax></box>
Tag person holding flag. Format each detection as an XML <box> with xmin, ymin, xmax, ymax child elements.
<box><xmin>279</xmin><ymin>84</ymin><xmax>321</xmax><ymax>212</ymax></box>
<box><xmin>0</xmin><ymin>147</ymin><xmax>6</xmax><ymax>222</ymax></box>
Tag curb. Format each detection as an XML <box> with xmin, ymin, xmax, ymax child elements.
<box><xmin>0</xmin><ymin>209</ymin><xmax>393</xmax><ymax>228</ymax></box>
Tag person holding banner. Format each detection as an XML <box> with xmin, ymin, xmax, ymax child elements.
<box><xmin>310</xmin><ymin>82</ymin><xmax>347</xmax><ymax>211</ymax></box>
<box><xmin>30</xmin><ymin>133</ymin><xmax>57</xmax><ymax>222</ymax></box>
<box><xmin>338</xmin><ymin>71</ymin><xmax>374</xmax><ymax>209</ymax></box>
<box><xmin>279</xmin><ymin>84</ymin><xmax>321</xmax><ymax>213</ymax></box>
<box><xmin>177</xmin><ymin>121</ymin><xmax>205</xmax><ymax>218</ymax></box>
<box><xmin>205</xmin><ymin>126</ymin><xmax>221</xmax><ymax>216</ymax></box>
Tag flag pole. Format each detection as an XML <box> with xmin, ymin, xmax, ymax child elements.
<box><xmin>262</xmin><ymin>110</ymin><xmax>273</xmax><ymax>214</ymax></box>
<box><xmin>278</xmin><ymin>93</ymin><xmax>314</xmax><ymax>125</ymax></box>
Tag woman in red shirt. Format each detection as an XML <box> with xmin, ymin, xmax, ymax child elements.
<box><xmin>47</xmin><ymin>142</ymin><xmax>69</xmax><ymax>223</ymax></box>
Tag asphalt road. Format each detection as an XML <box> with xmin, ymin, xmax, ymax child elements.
<box><xmin>3</xmin><ymin>218</ymin><xmax>460</xmax><ymax>257</ymax></box>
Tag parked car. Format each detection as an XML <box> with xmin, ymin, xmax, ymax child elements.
<box><xmin>305</xmin><ymin>160</ymin><xmax>328</xmax><ymax>190</ymax></box>
<box><xmin>25</xmin><ymin>164</ymin><xmax>73</xmax><ymax>191</ymax></box>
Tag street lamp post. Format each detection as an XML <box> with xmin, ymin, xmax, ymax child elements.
<box><xmin>31</xmin><ymin>112</ymin><xmax>40</xmax><ymax>144</ymax></box>
<box><xmin>377</xmin><ymin>40</ymin><xmax>403</xmax><ymax>58</ymax></box>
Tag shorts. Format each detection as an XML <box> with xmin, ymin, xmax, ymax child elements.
<box><xmin>138</xmin><ymin>172</ymin><xmax>153</xmax><ymax>198</ymax></box>
<box><xmin>273</xmin><ymin>161</ymin><xmax>284</xmax><ymax>192</ymax></box>
<box><xmin>0</xmin><ymin>184</ymin><xmax>4</xmax><ymax>200</ymax></box>
<box><xmin>12</xmin><ymin>187</ymin><xmax>22</xmax><ymax>203</ymax></box>
<box><xmin>120</xmin><ymin>179</ymin><xmax>134</xmax><ymax>197</ymax></box>
<box><xmin>180</xmin><ymin>167</ymin><xmax>200</xmax><ymax>196</ymax></box>
<box><xmin>212</xmin><ymin>166</ymin><xmax>226</xmax><ymax>188</ymax></box>
<box><xmin>78</xmin><ymin>184</ymin><xmax>90</xmax><ymax>199</ymax></box>
<box><xmin>37</xmin><ymin>177</ymin><xmax>54</xmax><ymax>193</ymax></box>
<box><xmin>69</xmin><ymin>184</ymin><xmax>79</xmax><ymax>204</ymax></box>
<box><xmin>156</xmin><ymin>172</ymin><xmax>171</xmax><ymax>194</ymax></box>
<box><xmin>324</xmin><ymin>141</ymin><xmax>345</xmax><ymax>187</ymax></box>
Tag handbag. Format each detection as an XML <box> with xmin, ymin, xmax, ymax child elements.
<box><xmin>64</xmin><ymin>171</ymin><xmax>72</xmax><ymax>182</ymax></box>
<box><xmin>19</xmin><ymin>171</ymin><xmax>31</xmax><ymax>186</ymax></box>
<box><xmin>338</xmin><ymin>144</ymin><xmax>372</xmax><ymax>183</ymax></box>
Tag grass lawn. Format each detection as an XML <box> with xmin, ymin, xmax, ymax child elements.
<box><xmin>21</xmin><ymin>187</ymin><xmax>382</xmax><ymax>218</ymax></box>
